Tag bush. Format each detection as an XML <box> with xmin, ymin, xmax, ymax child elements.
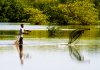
<box><xmin>0</xmin><ymin>0</ymin><xmax>26</xmax><ymax>22</ymax></box>
<box><xmin>46</xmin><ymin>0</ymin><xmax>98</xmax><ymax>25</ymax></box>
<box><xmin>24</xmin><ymin>8</ymin><xmax>49</xmax><ymax>25</ymax></box>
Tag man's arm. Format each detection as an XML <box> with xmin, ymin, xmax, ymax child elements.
<box><xmin>23</xmin><ymin>29</ymin><xmax>31</xmax><ymax>35</ymax></box>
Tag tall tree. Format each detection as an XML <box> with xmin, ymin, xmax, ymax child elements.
<box><xmin>0</xmin><ymin>0</ymin><xmax>27</xmax><ymax>22</ymax></box>
<box><xmin>93</xmin><ymin>0</ymin><xmax>100</xmax><ymax>20</ymax></box>
<box><xmin>0</xmin><ymin>0</ymin><xmax>10</xmax><ymax>21</ymax></box>
<box><xmin>24</xmin><ymin>8</ymin><xmax>48</xmax><ymax>25</ymax></box>
<box><xmin>46</xmin><ymin>0</ymin><xmax>98</xmax><ymax>25</ymax></box>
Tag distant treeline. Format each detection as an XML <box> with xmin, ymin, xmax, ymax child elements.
<box><xmin>0</xmin><ymin>0</ymin><xmax>99</xmax><ymax>25</ymax></box>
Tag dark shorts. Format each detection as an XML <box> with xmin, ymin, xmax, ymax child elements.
<box><xmin>19</xmin><ymin>37</ymin><xmax>23</xmax><ymax>44</ymax></box>
<box><xmin>19</xmin><ymin>37</ymin><xmax>23</xmax><ymax>51</ymax></box>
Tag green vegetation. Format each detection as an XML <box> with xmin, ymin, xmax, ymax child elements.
<box><xmin>24</xmin><ymin>8</ymin><xmax>48</xmax><ymax>25</ymax></box>
<box><xmin>0</xmin><ymin>0</ymin><xmax>26</xmax><ymax>22</ymax></box>
<box><xmin>0</xmin><ymin>0</ymin><xmax>99</xmax><ymax>25</ymax></box>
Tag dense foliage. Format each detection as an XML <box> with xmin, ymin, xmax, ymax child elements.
<box><xmin>24</xmin><ymin>8</ymin><xmax>48</xmax><ymax>25</ymax></box>
<box><xmin>0</xmin><ymin>0</ymin><xmax>26</xmax><ymax>22</ymax></box>
<box><xmin>0</xmin><ymin>0</ymin><xmax>99</xmax><ymax>25</ymax></box>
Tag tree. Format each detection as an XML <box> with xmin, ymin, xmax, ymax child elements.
<box><xmin>24</xmin><ymin>8</ymin><xmax>48</xmax><ymax>25</ymax></box>
<box><xmin>93</xmin><ymin>0</ymin><xmax>100</xmax><ymax>20</ymax></box>
<box><xmin>0</xmin><ymin>0</ymin><xmax>27</xmax><ymax>22</ymax></box>
<box><xmin>0</xmin><ymin>0</ymin><xmax>10</xmax><ymax>22</ymax></box>
<box><xmin>7</xmin><ymin>0</ymin><xmax>27</xmax><ymax>22</ymax></box>
<box><xmin>58</xmin><ymin>0</ymin><xmax>75</xmax><ymax>4</ymax></box>
<box><xmin>46</xmin><ymin>0</ymin><xmax>98</xmax><ymax>25</ymax></box>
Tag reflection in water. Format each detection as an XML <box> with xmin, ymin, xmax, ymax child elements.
<box><xmin>15</xmin><ymin>38</ymin><xmax>24</xmax><ymax>65</ymax></box>
<box><xmin>14</xmin><ymin>38</ymin><xmax>31</xmax><ymax>65</ymax></box>
<box><xmin>68</xmin><ymin>29</ymin><xmax>90</xmax><ymax>61</ymax></box>
<box><xmin>68</xmin><ymin>46</ymin><xmax>84</xmax><ymax>61</ymax></box>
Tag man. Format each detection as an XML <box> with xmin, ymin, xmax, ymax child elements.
<box><xmin>19</xmin><ymin>24</ymin><xmax>24</xmax><ymax>64</ymax></box>
<box><xmin>15</xmin><ymin>24</ymin><xmax>31</xmax><ymax>64</ymax></box>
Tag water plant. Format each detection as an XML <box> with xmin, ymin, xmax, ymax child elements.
<box><xmin>47</xmin><ymin>26</ymin><xmax>60</xmax><ymax>37</ymax></box>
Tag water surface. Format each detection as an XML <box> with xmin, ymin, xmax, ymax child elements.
<box><xmin>0</xmin><ymin>24</ymin><xmax>100</xmax><ymax>70</ymax></box>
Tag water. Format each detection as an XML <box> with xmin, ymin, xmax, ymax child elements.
<box><xmin>0</xmin><ymin>23</ymin><xmax>100</xmax><ymax>70</ymax></box>
<box><xmin>0</xmin><ymin>44</ymin><xmax>100</xmax><ymax>70</ymax></box>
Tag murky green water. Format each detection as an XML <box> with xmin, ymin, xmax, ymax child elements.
<box><xmin>0</xmin><ymin>24</ymin><xmax>100</xmax><ymax>70</ymax></box>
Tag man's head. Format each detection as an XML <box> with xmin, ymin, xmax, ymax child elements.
<box><xmin>20</xmin><ymin>24</ymin><xmax>24</xmax><ymax>28</ymax></box>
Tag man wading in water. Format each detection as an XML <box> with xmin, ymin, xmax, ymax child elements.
<box><xmin>15</xmin><ymin>24</ymin><xmax>30</xmax><ymax>65</ymax></box>
<box><xmin>19</xmin><ymin>24</ymin><xmax>24</xmax><ymax>64</ymax></box>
